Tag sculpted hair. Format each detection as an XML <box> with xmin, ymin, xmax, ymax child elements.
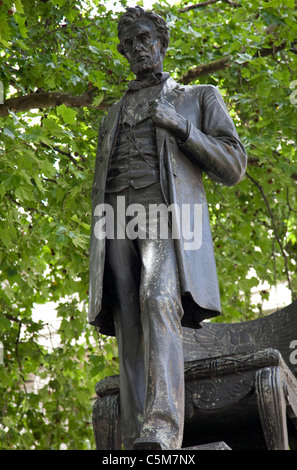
<box><xmin>117</xmin><ymin>6</ymin><xmax>170</xmax><ymax>57</ymax></box>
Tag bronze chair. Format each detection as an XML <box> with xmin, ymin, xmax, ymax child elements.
<box><xmin>92</xmin><ymin>300</ymin><xmax>297</xmax><ymax>450</ymax></box>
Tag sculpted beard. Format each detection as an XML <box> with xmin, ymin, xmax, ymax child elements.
<box><xmin>131</xmin><ymin>56</ymin><xmax>162</xmax><ymax>75</ymax></box>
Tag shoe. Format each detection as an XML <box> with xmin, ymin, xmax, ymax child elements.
<box><xmin>133</xmin><ymin>437</ymin><xmax>165</xmax><ymax>450</ymax></box>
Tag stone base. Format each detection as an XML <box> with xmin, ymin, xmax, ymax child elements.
<box><xmin>182</xmin><ymin>441</ymin><xmax>231</xmax><ymax>450</ymax></box>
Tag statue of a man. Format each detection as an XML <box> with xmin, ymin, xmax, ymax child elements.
<box><xmin>88</xmin><ymin>7</ymin><xmax>247</xmax><ymax>450</ymax></box>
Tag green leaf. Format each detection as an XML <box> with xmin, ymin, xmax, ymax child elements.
<box><xmin>56</xmin><ymin>104</ymin><xmax>77</xmax><ymax>125</ymax></box>
<box><xmin>14</xmin><ymin>0</ymin><xmax>25</xmax><ymax>14</ymax></box>
<box><xmin>15</xmin><ymin>185</ymin><xmax>34</xmax><ymax>201</ymax></box>
<box><xmin>235</xmin><ymin>53</ymin><xmax>253</xmax><ymax>64</ymax></box>
<box><xmin>3</xmin><ymin>127</ymin><xmax>15</xmax><ymax>139</ymax></box>
<box><xmin>92</xmin><ymin>94</ymin><xmax>104</xmax><ymax>107</ymax></box>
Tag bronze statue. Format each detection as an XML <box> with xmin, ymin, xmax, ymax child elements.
<box><xmin>88</xmin><ymin>6</ymin><xmax>247</xmax><ymax>450</ymax></box>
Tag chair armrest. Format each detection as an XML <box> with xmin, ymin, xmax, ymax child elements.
<box><xmin>184</xmin><ymin>348</ymin><xmax>283</xmax><ymax>380</ymax></box>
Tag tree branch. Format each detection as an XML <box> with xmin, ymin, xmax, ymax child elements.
<box><xmin>179</xmin><ymin>0</ymin><xmax>219</xmax><ymax>11</ymax></box>
<box><xmin>179</xmin><ymin>55</ymin><xmax>232</xmax><ymax>84</ymax></box>
<box><xmin>2</xmin><ymin>313</ymin><xmax>22</xmax><ymax>324</ymax></box>
<box><xmin>6</xmin><ymin>194</ymin><xmax>45</xmax><ymax>215</ymax></box>
<box><xmin>40</xmin><ymin>141</ymin><xmax>84</xmax><ymax>170</ymax></box>
<box><xmin>255</xmin><ymin>40</ymin><xmax>296</xmax><ymax>58</ymax></box>
<box><xmin>179</xmin><ymin>0</ymin><xmax>241</xmax><ymax>13</ymax></box>
<box><xmin>179</xmin><ymin>40</ymin><xmax>297</xmax><ymax>84</ymax></box>
<box><xmin>15</xmin><ymin>322</ymin><xmax>28</xmax><ymax>394</ymax></box>
<box><xmin>246</xmin><ymin>171</ymin><xmax>295</xmax><ymax>300</ymax></box>
<box><xmin>0</xmin><ymin>89</ymin><xmax>108</xmax><ymax>117</ymax></box>
<box><xmin>30</xmin><ymin>20</ymin><xmax>104</xmax><ymax>48</ymax></box>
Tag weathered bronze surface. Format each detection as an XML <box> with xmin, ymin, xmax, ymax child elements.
<box><xmin>89</xmin><ymin>7</ymin><xmax>247</xmax><ymax>450</ymax></box>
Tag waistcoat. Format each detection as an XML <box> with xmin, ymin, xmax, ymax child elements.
<box><xmin>105</xmin><ymin>81</ymin><xmax>165</xmax><ymax>193</ymax></box>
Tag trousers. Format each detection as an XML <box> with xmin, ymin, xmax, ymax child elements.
<box><xmin>104</xmin><ymin>182</ymin><xmax>185</xmax><ymax>450</ymax></box>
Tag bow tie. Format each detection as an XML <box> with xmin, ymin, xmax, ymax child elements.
<box><xmin>128</xmin><ymin>72</ymin><xmax>170</xmax><ymax>91</ymax></box>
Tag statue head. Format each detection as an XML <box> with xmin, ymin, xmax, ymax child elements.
<box><xmin>117</xmin><ymin>6</ymin><xmax>170</xmax><ymax>76</ymax></box>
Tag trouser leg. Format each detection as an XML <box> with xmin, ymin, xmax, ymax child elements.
<box><xmin>138</xmin><ymin>236</ymin><xmax>184</xmax><ymax>450</ymax></box>
<box><xmin>105</xmin><ymin>214</ymin><xmax>145</xmax><ymax>449</ymax></box>
<box><xmin>105</xmin><ymin>186</ymin><xmax>184</xmax><ymax>450</ymax></box>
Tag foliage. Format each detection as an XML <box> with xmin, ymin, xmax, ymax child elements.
<box><xmin>0</xmin><ymin>0</ymin><xmax>296</xmax><ymax>449</ymax></box>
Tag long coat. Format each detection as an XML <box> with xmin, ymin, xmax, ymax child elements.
<box><xmin>88</xmin><ymin>77</ymin><xmax>247</xmax><ymax>336</ymax></box>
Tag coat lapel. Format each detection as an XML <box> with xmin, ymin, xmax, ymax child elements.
<box><xmin>156</xmin><ymin>78</ymin><xmax>180</xmax><ymax>204</ymax></box>
<box><xmin>156</xmin><ymin>77</ymin><xmax>181</xmax><ymax>151</ymax></box>
<box><xmin>102</xmin><ymin>95</ymin><xmax>126</xmax><ymax>159</ymax></box>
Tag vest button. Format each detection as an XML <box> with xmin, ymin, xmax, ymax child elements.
<box><xmin>169</xmin><ymin>136</ymin><xmax>176</xmax><ymax>143</ymax></box>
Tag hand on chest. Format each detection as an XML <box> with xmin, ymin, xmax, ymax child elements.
<box><xmin>122</xmin><ymin>86</ymin><xmax>163</xmax><ymax>126</ymax></box>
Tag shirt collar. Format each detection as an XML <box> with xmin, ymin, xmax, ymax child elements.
<box><xmin>128</xmin><ymin>72</ymin><xmax>170</xmax><ymax>91</ymax></box>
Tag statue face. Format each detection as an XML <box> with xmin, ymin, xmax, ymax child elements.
<box><xmin>119</xmin><ymin>19</ymin><xmax>163</xmax><ymax>76</ymax></box>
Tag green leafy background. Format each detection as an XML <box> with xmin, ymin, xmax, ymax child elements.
<box><xmin>0</xmin><ymin>0</ymin><xmax>296</xmax><ymax>449</ymax></box>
